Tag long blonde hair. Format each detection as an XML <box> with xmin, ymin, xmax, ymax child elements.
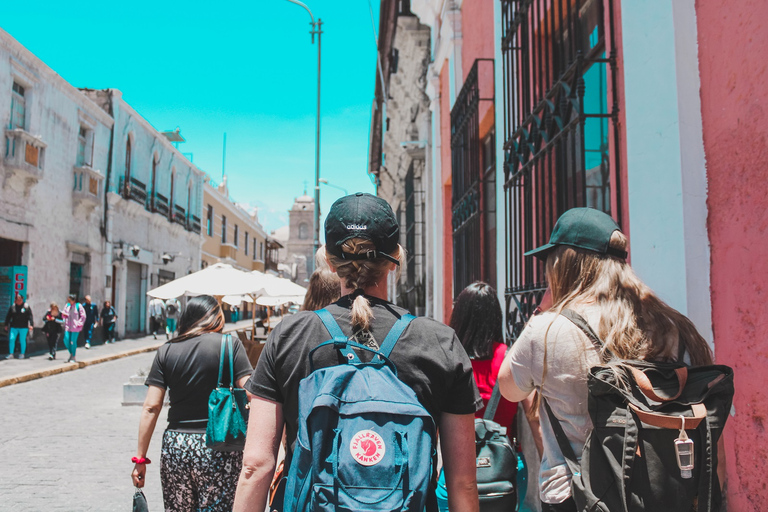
<box><xmin>324</xmin><ymin>239</ymin><xmax>405</xmax><ymax>331</ymax></box>
<box><xmin>545</xmin><ymin>231</ymin><xmax>713</xmax><ymax>366</ymax></box>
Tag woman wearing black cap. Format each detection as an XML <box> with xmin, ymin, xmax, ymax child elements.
<box><xmin>497</xmin><ymin>207</ymin><xmax>715</xmax><ymax>512</ymax></box>
<box><xmin>234</xmin><ymin>193</ymin><xmax>482</xmax><ymax>512</ymax></box>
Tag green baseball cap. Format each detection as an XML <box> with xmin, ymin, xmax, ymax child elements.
<box><xmin>524</xmin><ymin>207</ymin><xmax>627</xmax><ymax>260</ymax></box>
<box><xmin>325</xmin><ymin>193</ymin><xmax>400</xmax><ymax>265</ymax></box>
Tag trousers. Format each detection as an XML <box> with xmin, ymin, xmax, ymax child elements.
<box><xmin>62</xmin><ymin>331</ymin><xmax>79</xmax><ymax>357</ymax></box>
<box><xmin>8</xmin><ymin>328</ymin><xmax>28</xmax><ymax>355</ymax></box>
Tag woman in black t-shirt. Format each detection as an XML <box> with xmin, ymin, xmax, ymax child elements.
<box><xmin>132</xmin><ymin>295</ymin><xmax>252</xmax><ymax>512</ymax></box>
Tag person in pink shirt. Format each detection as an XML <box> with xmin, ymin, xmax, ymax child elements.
<box><xmin>61</xmin><ymin>294</ymin><xmax>86</xmax><ymax>363</ymax></box>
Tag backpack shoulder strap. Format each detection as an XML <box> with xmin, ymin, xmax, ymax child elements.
<box><xmin>542</xmin><ymin>397</ymin><xmax>582</xmax><ymax>479</ymax></box>
<box><xmin>560</xmin><ymin>308</ymin><xmax>612</xmax><ymax>362</ymax></box>
<box><xmin>483</xmin><ymin>381</ymin><xmax>503</xmax><ymax>421</ymax></box>
<box><xmin>376</xmin><ymin>314</ymin><xmax>416</xmax><ymax>360</ymax></box>
<box><xmin>314</xmin><ymin>309</ymin><xmax>360</xmax><ymax>364</ymax></box>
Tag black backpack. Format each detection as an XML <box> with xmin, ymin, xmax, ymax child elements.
<box><xmin>544</xmin><ymin>309</ymin><xmax>734</xmax><ymax>512</ymax></box>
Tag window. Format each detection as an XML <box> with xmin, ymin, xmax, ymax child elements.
<box><xmin>450</xmin><ymin>59</ymin><xmax>494</xmax><ymax>296</ymax></box>
<box><xmin>298</xmin><ymin>223</ymin><xmax>309</xmax><ymax>240</ymax></box>
<box><xmin>10</xmin><ymin>81</ymin><xmax>26</xmax><ymax>130</ymax></box>
<box><xmin>206</xmin><ymin>205</ymin><xmax>213</xmax><ymax>236</ymax></box>
<box><xmin>501</xmin><ymin>0</ymin><xmax>621</xmax><ymax>338</ymax></box>
<box><xmin>76</xmin><ymin>126</ymin><xmax>93</xmax><ymax>167</ymax></box>
<box><xmin>124</xmin><ymin>137</ymin><xmax>132</xmax><ymax>185</ymax></box>
<box><xmin>221</xmin><ymin>215</ymin><xmax>227</xmax><ymax>244</ymax></box>
<box><xmin>234</xmin><ymin>225</ymin><xmax>239</xmax><ymax>247</ymax></box>
<box><xmin>244</xmin><ymin>232</ymin><xmax>249</xmax><ymax>255</ymax></box>
<box><xmin>259</xmin><ymin>242</ymin><xmax>264</xmax><ymax>261</ymax></box>
<box><xmin>69</xmin><ymin>252</ymin><xmax>90</xmax><ymax>300</ymax></box>
<box><xmin>253</xmin><ymin>239</ymin><xmax>258</xmax><ymax>260</ymax></box>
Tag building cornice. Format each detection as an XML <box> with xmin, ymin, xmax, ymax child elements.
<box><xmin>1</xmin><ymin>29</ymin><xmax>114</xmax><ymax>128</ymax></box>
<box><xmin>110</xmin><ymin>91</ymin><xmax>205</xmax><ymax>179</ymax></box>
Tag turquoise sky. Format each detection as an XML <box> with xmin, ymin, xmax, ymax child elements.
<box><xmin>2</xmin><ymin>0</ymin><xmax>380</xmax><ymax>235</ymax></box>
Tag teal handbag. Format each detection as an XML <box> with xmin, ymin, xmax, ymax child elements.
<box><xmin>205</xmin><ymin>334</ymin><xmax>249</xmax><ymax>452</ymax></box>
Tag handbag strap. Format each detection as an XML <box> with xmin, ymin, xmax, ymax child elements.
<box><xmin>483</xmin><ymin>381</ymin><xmax>503</xmax><ymax>421</ymax></box>
<box><xmin>217</xmin><ymin>334</ymin><xmax>235</xmax><ymax>388</ymax></box>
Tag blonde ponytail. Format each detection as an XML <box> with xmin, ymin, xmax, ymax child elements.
<box><xmin>324</xmin><ymin>239</ymin><xmax>405</xmax><ymax>331</ymax></box>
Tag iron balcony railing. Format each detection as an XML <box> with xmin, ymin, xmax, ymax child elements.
<box><xmin>188</xmin><ymin>214</ymin><xmax>201</xmax><ymax>233</ymax></box>
<box><xmin>501</xmin><ymin>0</ymin><xmax>622</xmax><ymax>339</ymax></box>
<box><xmin>119</xmin><ymin>176</ymin><xmax>148</xmax><ymax>205</ymax></box>
<box><xmin>172</xmin><ymin>205</ymin><xmax>186</xmax><ymax>226</ymax></box>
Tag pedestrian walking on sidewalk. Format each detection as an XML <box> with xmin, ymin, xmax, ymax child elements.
<box><xmin>61</xmin><ymin>295</ymin><xmax>86</xmax><ymax>363</ymax></box>
<box><xmin>100</xmin><ymin>300</ymin><xmax>117</xmax><ymax>343</ymax></box>
<box><xmin>82</xmin><ymin>295</ymin><xmax>99</xmax><ymax>349</ymax></box>
<box><xmin>497</xmin><ymin>208</ymin><xmax>720</xmax><ymax>512</ymax></box>
<box><xmin>148</xmin><ymin>297</ymin><xmax>165</xmax><ymax>340</ymax></box>
<box><xmin>4</xmin><ymin>293</ymin><xmax>34</xmax><ymax>359</ymax></box>
<box><xmin>164</xmin><ymin>297</ymin><xmax>181</xmax><ymax>339</ymax></box>
<box><xmin>42</xmin><ymin>303</ymin><xmax>64</xmax><ymax>360</ymax></box>
<box><xmin>233</xmin><ymin>193</ymin><xmax>482</xmax><ymax>512</ymax></box>
<box><xmin>132</xmin><ymin>295</ymin><xmax>252</xmax><ymax>512</ymax></box>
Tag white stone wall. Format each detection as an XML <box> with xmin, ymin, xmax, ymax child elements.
<box><xmin>0</xmin><ymin>30</ymin><xmax>113</xmax><ymax>331</ymax></box>
<box><xmin>377</xmin><ymin>15</ymin><xmax>432</xmax><ymax>316</ymax></box>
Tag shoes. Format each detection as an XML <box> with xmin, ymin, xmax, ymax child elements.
<box><xmin>166</xmin><ymin>332</ymin><xmax>169</xmax><ymax>340</ymax></box>
<box><xmin>3</xmin><ymin>354</ymin><xmax>11</xmax><ymax>360</ymax></box>
<box><xmin>70</xmin><ymin>358</ymin><xmax>77</xmax><ymax>363</ymax></box>
<box><xmin>48</xmin><ymin>355</ymin><xmax>53</xmax><ymax>360</ymax></box>
<box><xmin>66</xmin><ymin>356</ymin><xmax>72</xmax><ymax>363</ymax></box>
<box><xmin>153</xmin><ymin>333</ymin><xmax>157</xmax><ymax>340</ymax></box>
<box><xmin>85</xmin><ymin>343</ymin><xmax>91</xmax><ymax>349</ymax></box>
<box><xmin>17</xmin><ymin>354</ymin><xmax>25</xmax><ymax>359</ymax></box>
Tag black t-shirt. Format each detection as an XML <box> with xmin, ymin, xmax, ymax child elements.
<box><xmin>146</xmin><ymin>332</ymin><xmax>252</xmax><ymax>432</ymax></box>
<box><xmin>245</xmin><ymin>294</ymin><xmax>482</xmax><ymax>449</ymax></box>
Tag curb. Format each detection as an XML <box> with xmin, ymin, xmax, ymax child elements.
<box><xmin>0</xmin><ymin>343</ymin><xmax>164</xmax><ymax>389</ymax></box>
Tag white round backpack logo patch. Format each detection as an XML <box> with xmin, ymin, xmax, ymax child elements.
<box><xmin>350</xmin><ymin>429</ymin><xmax>386</xmax><ymax>466</ymax></box>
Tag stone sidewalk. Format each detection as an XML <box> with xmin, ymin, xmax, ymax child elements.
<box><xmin>0</xmin><ymin>317</ymin><xmax>280</xmax><ymax>389</ymax></box>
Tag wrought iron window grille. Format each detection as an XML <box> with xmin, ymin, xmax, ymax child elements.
<box><xmin>501</xmin><ymin>0</ymin><xmax>622</xmax><ymax>340</ymax></box>
<box><xmin>451</xmin><ymin>58</ymin><xmax>495</xmax><ymax>297</ymax></box>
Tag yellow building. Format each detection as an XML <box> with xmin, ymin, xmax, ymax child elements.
<box><xmin>202</xmin><ymin>177</ymin><xmax>267</xmax><ymax>272</ymax></box>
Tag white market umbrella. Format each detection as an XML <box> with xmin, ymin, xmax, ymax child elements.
<box><xmin>147</xmin><ymin>263</ymin><xmax>265</xmax><ymax>299</ymax></box>
<box><xmin>255</xmin><ymin>295</ymin><xmax>305</xmax><ymax>307</ymax></box>
<box><xmin>256</xmin><ymin>273</ymin><xmax>307</xmax><ymax>298</ymax></box>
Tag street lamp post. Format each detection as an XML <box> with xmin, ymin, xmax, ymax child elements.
<box><xmin>319</xmin><ymin>178</ymin><xmax>348</xmax><ymax>196</ymax></box>
<box><xmin>284</xmin><ymin>0</ymin><xmax>322</xmax><ymax>269</ymax></box>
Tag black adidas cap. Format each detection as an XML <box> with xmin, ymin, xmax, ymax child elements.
<box><xmin>325</xmin><ymin>193</ymin><xmax>400</xmax><ymax>265</ymax></box>
<box><xmin>525</xmin><ymin>207</ymin><xmax>627</xmax><ymax>260</ymax></box>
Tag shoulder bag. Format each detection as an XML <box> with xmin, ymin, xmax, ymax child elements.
<box><xmin>205</xmin><ymin>334</ymin><xmax>250</xmax><ymax>452</ymax></box>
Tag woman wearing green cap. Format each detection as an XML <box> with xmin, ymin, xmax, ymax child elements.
<box><xmin>234</xmin><ymin>193</ymin><xmax>481</xmax><ymax>512</ymax></box>
<box><xmin>497</xmin><ymin>207</ymin><xmax>715</xmax><ymax>512</ymax></box>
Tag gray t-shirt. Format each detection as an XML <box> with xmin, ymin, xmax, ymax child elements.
<box><xmin>508</xmin><ymin>308</ymin><xmax>602</xmax><ymax>504</ymax></box>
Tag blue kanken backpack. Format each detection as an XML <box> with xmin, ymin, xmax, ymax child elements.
<box><xmin>282</xmin><ymin>309</ymin><xmax>437</xmax><ymax>511</ymax></box>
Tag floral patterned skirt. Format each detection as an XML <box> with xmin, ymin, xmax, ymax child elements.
<box><xmin>160</xmin><ymin>430</ymin><xmax>243</xmax><ymax>512</ymax></box>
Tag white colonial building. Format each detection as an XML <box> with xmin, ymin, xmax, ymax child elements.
<box><xmin>0</xmin><ymin>29</ymin><xmax>113</xmax><ymax>352</ymax></box>
<box><xmin>81</xmin><ymin>89</ymin><xmax>205</xmax><ymax>337</ymax></box>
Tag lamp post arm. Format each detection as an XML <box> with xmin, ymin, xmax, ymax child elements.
<box><xmin>283</xmin><ymin>0</ymin><xmax>315</xmax><ymax>29</ymax></box>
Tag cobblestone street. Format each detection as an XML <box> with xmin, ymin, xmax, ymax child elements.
<box><xmin>0</xmin><ymin>350</ymin><xmax>167</xmax><ymax>511</ymax></box>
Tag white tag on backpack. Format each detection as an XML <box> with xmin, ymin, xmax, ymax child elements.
<box><xmin>674</xmin><ymin>415</ymin><xmax>694</xmax><ymax>479</ymax></box>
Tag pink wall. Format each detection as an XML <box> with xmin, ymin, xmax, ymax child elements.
<box><xmin>696</xmin><ymin>1</ymin><xmax>768</xmax><ymax>510</ymax></box>
<box><xmin>440</xmin><ymin>64</ymin><xmax>454</xmax><ymax>322</ymax></box>
<box><xmin>461</xmin><ymin>0</ymin><xmax>496</xmax><ymax>134</ymax></box>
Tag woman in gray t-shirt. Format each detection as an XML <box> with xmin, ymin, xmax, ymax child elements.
<box><xmin>498</xmin><ymin>208</ymin><xmax>714</xmax><ymax>512</ymax></box>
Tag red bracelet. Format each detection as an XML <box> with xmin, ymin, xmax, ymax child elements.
<box><xmin>132</xmin><ymin>456</ymin><xmax>151</xmax><ymax>464</ymax></box>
